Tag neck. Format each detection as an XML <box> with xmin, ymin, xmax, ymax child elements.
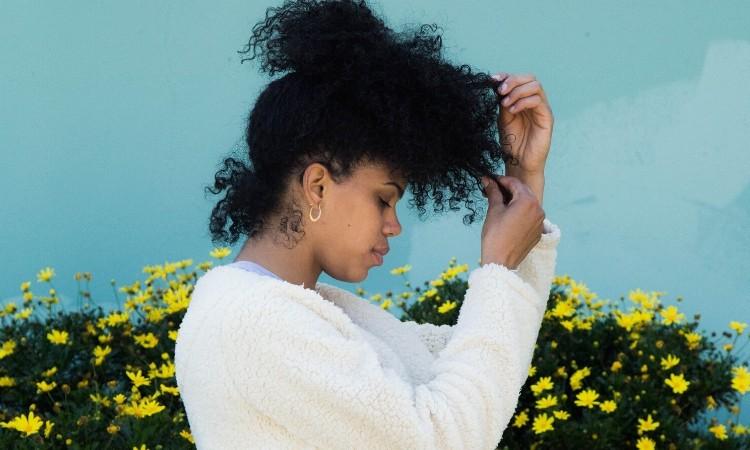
<box><xmin>233</xmin><ymin>232</ymin><xmax>322</xmax><ymax>292</ymax></box>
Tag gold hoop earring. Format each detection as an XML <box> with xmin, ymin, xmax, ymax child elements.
<box><xmin>309</xmin><ymin>203</ymin><xmax>322</xmax><ymax>222</ymax></box>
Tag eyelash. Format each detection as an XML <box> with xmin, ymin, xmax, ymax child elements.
<box><xmin>380</xmin><ymin>198</ymin><xmax>391</xmax><ymax>209</ymax></box>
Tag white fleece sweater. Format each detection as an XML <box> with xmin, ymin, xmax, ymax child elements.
<box><xmin>175</xmin><ymin>218</ymin><xmax>561</xmax><ymax>450</ymax></box>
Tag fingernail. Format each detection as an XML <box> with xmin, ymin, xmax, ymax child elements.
<box><xmin>500</xmin><ymin>82</ymin><xmax>508</xmax><ymax>94</ymax></box>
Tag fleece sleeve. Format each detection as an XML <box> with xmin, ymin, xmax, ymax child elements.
<box><xmin>220</xmin><ymin>227</ymin><xmax>560</xmax><ymax>450</ymax></box>
<box><xmin>402</xmin><ymin>217</ymin><xmax>561</xmax><ymax>359</ymax></box>
<box><xmin>400</xmin><ymin>321</ymin><xmax>454</xmax><ymax>358</ymax></box>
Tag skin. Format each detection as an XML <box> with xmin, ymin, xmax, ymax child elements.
<box><xmin>234</xmin><ymin>71</ymin><xmax>554</xmax><ymax>294</ymax></box>
<box><xmin>234</xmin><ymin>159</ymin><xmax>407</xmax><ymax>293</ymax></box>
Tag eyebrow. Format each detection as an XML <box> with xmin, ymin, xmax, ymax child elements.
<box><xmin>384</xmin><ymin>181</ymin><xmax>405</xmax><ymax>200</ymax></box>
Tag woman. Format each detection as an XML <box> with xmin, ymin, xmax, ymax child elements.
<box><xmin>175</xmin><ymin>0</ymin><xmax>560</xmax><ymax>448</ymax></box>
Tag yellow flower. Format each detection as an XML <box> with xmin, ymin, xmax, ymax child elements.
<box><xmin>122</xmin><ymin>398</ymin><xmax>166</xmax><ymax>418</ymax></box>
<box><xmin>637</xmin><ymin>414</ymin><xmax>660</xmax><ymax>435</ymax></box>
<box><xmin>209</xmin><ymin>247</ymin><xmax>231</xmax><ymax>259</ymax></box>
<box><xmin>599</xmin><ymin>400</ymin><xmax>617</xmax><ymax>413</ymax></box>
<box><xmin>732</xmin><ymin>424</ymin><xmax>748</xmax><ymax>436</ymax></box>
<box><xmin>14</xmin><ymin>307</ymin><xmax>33</xmax><ymax>320</ymax></box>
<box><xmin>149</xmin><ymin>361</ymin><xmax>175</xmax><ymax>379</ymax></box>
<box><xmin>20</xmin><ymin>281</ymin><xmax>31</xmax><ymax>292</ymax></box>
<box><xmin>0</xmin><ymin>410</ymin><xmax>44</xmax><ymax>436</ymax></box>
<box><xmin>42</xmin><ymin>366</ymin><xmax>58</xmax><ymax>378</ymax></box>
<box><xmin>551</xmin><ymin>299</ymin><xmax>576</xmax><ymax>318</ymax></box>
<box><xmin>168</xmin><ymin>330</ymin><xmax>178</xmax><ymax>341</ymax></box>
<box><xmin>163</xmin><ymin>284</ymin><xmax>191</xmax><ymax>314</ymax></box>
<box><xmin>729</xmin><ymin>321</ymin><xmax>748</xmax><ymax>335</ymax></box>
<box><xmin>37</xmin><ymin>267</ymin><xmax>55</xmax><ymax>283</ymax></box>
<box><xmin>530</xmin><ymin>376</ymin><xmax>554</xmax><ymax>395</ymax></box>
<box><xmin>552</xmin><ymin>410</ymin><xmax>570</xmax><ymax>420</ymax></box>
<box><xmin>44</xmin><ymin>420</ymin><xmax>54</xmax><ymax>438</ymax></box>
<box><xmin>437</xmin><ymin>300</ymin><xmax>457</xmax><ymax>314</ymax></box>
<box><xmin>610</xmin><ymin>360</ymin><xmax>622</xmax><ymax>372</ymax></box>
<box><xmin>559</xmin><ymin>319</ymin><xmax>575</xmax><ymax>332</ymax></box>
<box><xmin>636</xmin><ymin>436</ymin><xmax>656</xmax><ymax>450</ymax></box>
<box><xmin>0</xmin><ymin>376</ymin><xmax>16</xmax><ymax>387</ymax></box>
<box><xmin>709</xmin><ymin>423</ymin><xmax>728</xmax><ymax>440</ymax></box>
<box><xmin>528</xmin><ymin>365</ymin><xmax>536</xmax><ymax>377</ymax></box>
<box><xmin>430</xmin><ymin>279</ymin><xmax>445</xmax><ymax>287</ymax></box>
<box><xmin>126</xmin><ymin>370</ymin><xmax>150</xmax><ymax>388</ymax></box>
<box><xmin>380</xmin><ymin>299</ymin><xmax>392</xmax><ymax>310</ymax></box>
<box><xmin>660</xmin><ymin>354</ymin><xmax>680</xmax><ymax>370</ymax></box>
<box><xmin>133</xmin><ymin>333</ymin><xmax>159</xmax><ymax>349</ymax></box>
<box><xmin>512</xmin><ymin>410</ymin><xmax>529</xmax><ymax>428</ymax></box>
<box><xmin>659</xmin><ymin>305</ymin><xmax>685</xmax><ymax>325</ymax></box>
<box><xmin>683</xmin><ymin>331</ymin><xmax>702</xmax><ymax>350</ymax></box>
<box><xmin>0</xmin><ymin>339</ymin><xmax>17</xmax><ymax>359</ymax></box>
<box><xmin>531</xmin><ymin>412</ymin><xmax>554</xmax><ymax>434</ymax></box>
<box><xmin>94</xmin><ymin>345</ymin><xmax>112</xmax><ymax>366</ymax></box>
<box><xmin>107</xmin><ymin>423</ymin><xmax>120</xmax><ymax>434</ymax></box>
<box><xmin>731</xmin><ymin>366</ymin><xmax>750</xmax><ymax>394</ymax></box>
<box><xmin>180</xmin><ymin>429</ymin><xmax>195</xmax><ymax>443</ymax></box>
<box><xmin>113</xmin><ymin>393</ymin><xmax>127</xmax><ymax>404</ymax></box>
<box><xmin>159</xmin><ymin>384</ymin><xmax>180</xmax><ymax>396</ymax></box>
<box><xmin>574</xmin><ymin>388</ymin><xmax>600</xmax><ymax>408</ymax></box>
<box><xmin>89</xmin><ymin>392</ymin><xmax>111</xmax><ymax>407</ymax></box>
<box><xmin>535</xmin><ymin>394</ymin><xmax>557</xmax><ymax>409</ymax></box>
<box><xmin>390</xmin><ymin>264</ymin><xmax>412</xmax><ymax>276</ymax></box>
<box><xmin>105</xmin><ymin>311</ymin><xmax>130</xmax><ymax>327</ymax></box>
<box><xmin>36</xmin><ymin>380</ymin><xmax>57</xmax><ymax>394</ymax></box>
<box><xmin>664</xmin><ymin>372</ymin><xmax>690</xmax><ymax>394</ymax></box>
<box><xmin>46</xmin><ymin>329</ymin><xmax>69</xmax><ymax>345</ymax></box>
<box><xmin>569</xmin><ymin>367</ymin><xmax>591</xmax><ymax>391</ymax></box>
<box><xmin>706</xmin><ymin>395</ymin><xmax>717</xmax><ymax>410</ymax></box>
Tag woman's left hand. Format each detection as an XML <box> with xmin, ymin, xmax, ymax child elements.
<box><xmin>492</xmin><ymin>72</ymin><xmax>554</xmax><ymax>174</ymax></box>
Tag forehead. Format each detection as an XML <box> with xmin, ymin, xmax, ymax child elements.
<box><xmin>357</xmin><ymin>161</ymin><xmax>406</xmax><ymax>184</ymax></box>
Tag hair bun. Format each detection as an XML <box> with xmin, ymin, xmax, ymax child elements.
<box><xmin>240</xmin><ymin>0</ymin><xmax>394</xmax><ymax>81</ymax></box>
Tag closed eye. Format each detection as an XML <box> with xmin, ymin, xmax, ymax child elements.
<box><xmin>380</xmin><ymin>198</ymin><xmax>391</xmax><ymax>208</ymax></box>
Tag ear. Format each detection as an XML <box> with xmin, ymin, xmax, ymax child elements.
<box><xmin>302</xmin><ymin>163</ymin><xmax>329</xmax><ymax>205</ymax></box>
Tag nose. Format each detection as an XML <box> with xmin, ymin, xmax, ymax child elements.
<box><xmin>385</xmin><ymin>216</ymin><xmax>401</xmax><ymax>238</ymax></box>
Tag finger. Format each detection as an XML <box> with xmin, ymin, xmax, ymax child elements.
<box><xmin>500</xmin><ymin>80</ymin><xmax>540</xmax><ymax>109</ymax></box>
<box><xmin>496</xmin><ymin>175</ymin><xmax>532</xmax><ymax>200</ymax></box>
<box><xmin>507</xmin><ymin>94</ymin><xmax>543</xmax><ymax>114</ymax></box>
<box><xmin>497</xmin><ymin>73</ymin><xmax>537</xmax><ymax>95</ymax></box>
<box><xmin>481</xmin><ymin>175</ymin><xmax>508</xmax><ymax>207</ymax></box>
<box><xmin>491</xmin><ymin>72</ymin><xmax>510</xmax><ymax>82</ymax></box>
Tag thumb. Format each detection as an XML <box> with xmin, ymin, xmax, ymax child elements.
<box><xmin>481</xmin><ymin>176</ymin><xmax>507</xmax><ymax>206</ymax></box>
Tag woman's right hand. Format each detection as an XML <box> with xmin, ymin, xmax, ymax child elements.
<box><xmin>479</xmin><ymin>175</ymin><xmax>545</xmax><ymax>270</ymax></box>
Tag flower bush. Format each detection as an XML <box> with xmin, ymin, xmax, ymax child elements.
<box><xmin>1</xmin><ymin>251</ymin><xmax>747</xmax><ymax>449</ymax></box>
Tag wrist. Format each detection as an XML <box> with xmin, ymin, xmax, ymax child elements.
<box><xmin>505</xmin><ymin>168</ymin><xmax>545</xmax><ymax>206</ymax></box>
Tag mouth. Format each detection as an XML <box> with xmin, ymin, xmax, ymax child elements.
<box><xmin>371</xmin><ymin>249</ymin><xmax>387</xmax><ymax>266</ymax></box>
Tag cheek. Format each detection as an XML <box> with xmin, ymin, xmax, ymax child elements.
<box><xmin>325</xmin><ymin>199</ymin><xmax>380</xmax><ymax>250</ymax></box>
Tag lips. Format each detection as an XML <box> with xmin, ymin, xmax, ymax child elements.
<box><xmin>372</xmin><ymin>247</ymin><xmax>389</xmax><ymax>266</ymax></box>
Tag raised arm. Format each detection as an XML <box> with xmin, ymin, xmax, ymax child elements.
<box><xmin>222</xmin><ymin>239</ymin><xmax>560</xmax><ymax>450</ymax></box>
<box><xmin>403</xmin><ymin>217</ymin><xmax>560</xmax><ymax>358</ymax></box>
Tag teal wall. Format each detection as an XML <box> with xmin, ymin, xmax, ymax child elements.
<box><xmin>2</xmin><ymin>0</ymin><xmax>749</xmax><ymax>424</ymax></box>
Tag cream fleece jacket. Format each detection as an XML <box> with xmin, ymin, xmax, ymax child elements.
<box><xmin>175</xmin><ymin>218</ymin><xmax>561</xmax><ymax>450</ymax></box>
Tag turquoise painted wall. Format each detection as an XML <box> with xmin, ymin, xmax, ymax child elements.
<box><xmin>2</xmin><ymin>0</ymin><xmax>749</xmax><ymax>425</ymax></box>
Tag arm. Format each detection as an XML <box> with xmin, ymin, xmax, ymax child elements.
<box><xmin>400</xmin><ymin>320</ymin><xmax>453</xmax><ymax>358</ymax></box>
<box><xmin>221</xmin><ymin>249</ymin><xmax>559</xmax><ymax>450</ymax></box>
<box><xmin>404</xmin><ymin>217</ymin><xmax>561</xmax><ymax>357</ymax></box>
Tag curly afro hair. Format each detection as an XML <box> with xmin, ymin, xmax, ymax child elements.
<box><xmin>205</xmin><ymin>0</ymin><xmax>513</xmax><ymax>247</ymax></box>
